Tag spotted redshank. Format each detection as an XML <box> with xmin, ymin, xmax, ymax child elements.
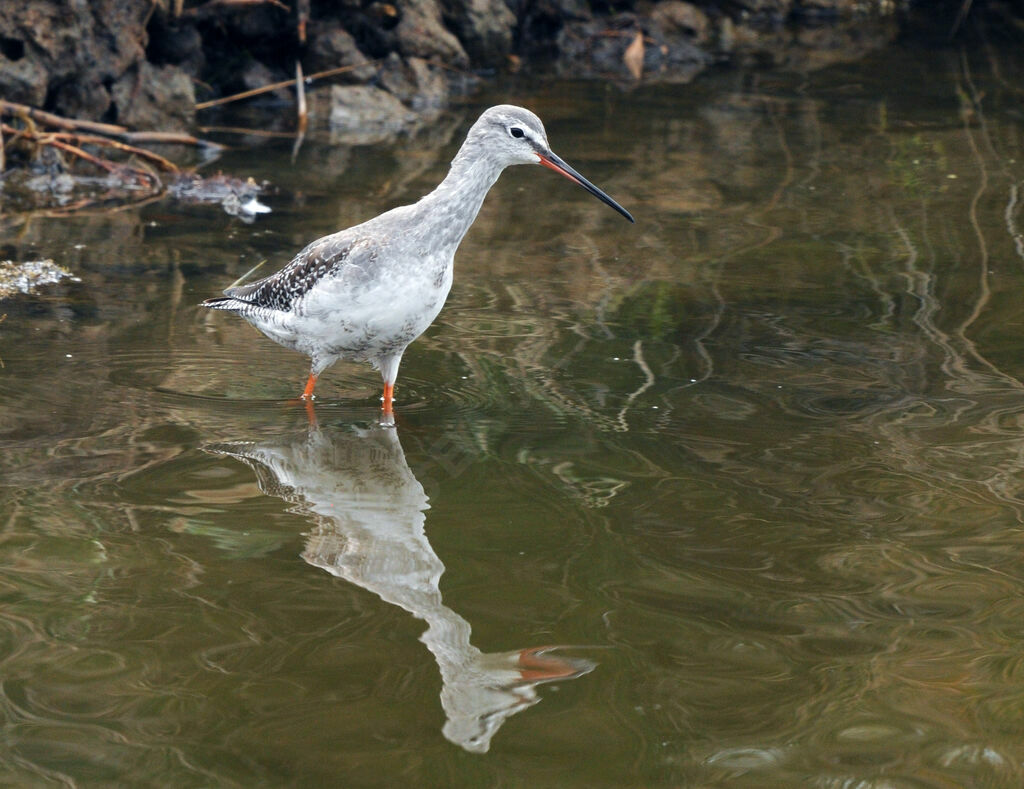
<box><xmin>203</xmin><ymin>104</ymin><xmax>634</xmax><ymax>415</ymax></box>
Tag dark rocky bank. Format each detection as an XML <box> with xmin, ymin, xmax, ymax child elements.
<box><xmin>1</xmin><ymin>0</ymin><xmax>1020</xmax><ymax>134</ymax></box>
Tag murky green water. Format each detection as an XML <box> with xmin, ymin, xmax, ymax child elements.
<box><xmin>4</xmin><ymin>39</ymin><xmax>1024</xmax><ymax>786</ymax></box>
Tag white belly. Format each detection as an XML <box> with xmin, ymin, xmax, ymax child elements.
<box><xmin>287</xmin><ymin>257</ymin><xmax>454</xmax><ymax>363</ymax></box>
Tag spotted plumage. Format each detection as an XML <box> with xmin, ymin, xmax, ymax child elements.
<box><xmin>203</xmin><ymin>104</ymin><xmax>633</xmax><ymax>415</ymax></box>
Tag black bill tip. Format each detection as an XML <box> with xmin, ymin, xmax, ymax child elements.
<box><xmin>537</xmin><ymin>152</ymin><xmax>635</xmax><ymax>224</ymax></box>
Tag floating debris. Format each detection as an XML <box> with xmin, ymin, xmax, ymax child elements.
<box><xmin>0</xmin><ymin>259</ymin><xmax>80</xmax><ymax>299</ymax></box>
<box><xmin>1</xmin><ymin>100</ymin><xmax>272</xmax><ymax>220</ymax></box>
<box><xmin>167</xmin><ymin>173</ymin><xmax>272</xmax><ymax>220</ymax></box>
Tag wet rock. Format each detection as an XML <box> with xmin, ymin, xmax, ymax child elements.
<box><xmin>0</xmin><ymin>49</ymin><xmax>47</xmax><ymax>107</ymax></box>
<box><xmin>0</xmin><ymin>0</ymin><xmax>149</xmax><ymax>119</ymax></box>
<box><xmin>440</xmin><ymin>0</ymin><xmax>516</xmax><ymax>66</ymax></box>
<box><xmin>192</xmin><ymin>1</ymin><xmax>288</xmax><ymax>41</ymax></box>
<box><xmin>650</xmin><ymin>2</ymin><xmax>711</xmax><ymax>45</ymax></box>
<box><xmin>378</xmin><ymin>54</ymin><xmax>450</xmax><ymax>116</ymax></box>
<box><xmin>238</xmin><ymin>58</ymin><xmax>292</xmax><ymax>103</ymax></box>
<box><xmin>111</xmin><ymin>62</ymin><xmax>195</xmax><ymax>131</ymax></box>
<box><xmin>0</xmin><ymin>56</ymin><xmax>48</xmax><ymax>107</ymax></box>
<box><xmin>343</xmin><ymin>3</ymin><xmax>401</xmax><ymax>59</ymax></box>
<box><xmin>147</xmin><ymin>19</ymin><xmax>206</xmax><ymax>78</ymax></box>
<box><xmin>329</xmin><ymin>85</ymin><xmax>418</xmax><ymax>144</ymax></box>
<box><xmin>516</xmin><ymin>0</ymin><xmax>591</xmax><ymax>61</ymax></box>
<box><xmin>305</xmin><ymin>24</ymin><xmax>378</xmax><ymax>82</ymax></box>
<box><xmin>49</xmin><ymin>80</ymin><xmax>112</xmax><ymax>121</ymax></box>
<box><xmin>735</xmin><ymin>0</ymin><xmax>791</xmax><ymax>14</ymax></box>
<box><xmin>395</xmin><ymin>0</ymin><xmax>469</xmax><ymax>67</ymax></box>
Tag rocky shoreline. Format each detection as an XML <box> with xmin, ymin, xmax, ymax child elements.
<box><xmin>0</xmin><ymin>0</ymin><xmax>992</xmax><ymax>135</ymax></box>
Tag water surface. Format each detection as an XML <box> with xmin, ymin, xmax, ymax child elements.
<box><xmin>3</xmin><ymin>40</ymin><xmax>1024</xmax><ymax>787</ymax></box>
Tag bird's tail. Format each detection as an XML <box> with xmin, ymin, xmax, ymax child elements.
<box><xmin>202</xmin><ymin>296</ymin><xmax>243</xmax><ymax>311</ymax></box>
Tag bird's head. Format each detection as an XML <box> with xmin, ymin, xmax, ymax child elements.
<box><xmin>468</xmin><ymin>105</ymin><xmax>635</xmax><ymax>223</ymax></box>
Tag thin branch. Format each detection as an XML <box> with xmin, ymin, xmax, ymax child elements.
<box><xmin>0</xmin><ymin>100</ymin><xmax>127</xmax><ymax>137</ymax></box>
<box><xmin>46</xmin><ymin>139</ymin><xmax>161</xmax><ymax>189</ymax></box>
<box><xmin>195</xmin><ymin>61</ymin><xmax>382</xmax><ymax>110</ymax></box>
<box><xmin>42</xmin><ymin>131</ymin><xmax>180</xmax><ymax>172</ymax></box>
<box><xmin>295</xmin><ymin>61</ymin><xmax>308</xmax><ymax>134</ymax></box>
<box><xmin>292</xmin><ymin>60</ymin><xmax>308</xmax><ymax>161</ymax></box>
<box><xmin>198</xmin><ymin>125</ymin><xmax>298</xmax><ymax>138</ymax></box>
<box><xmin>0</xmin><ymin>100</ymin><xmax>222</xmax><ymax>149</ymax></box>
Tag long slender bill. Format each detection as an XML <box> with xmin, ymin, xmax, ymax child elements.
<box><xmin>537</xmin><ymin>151</ymin><xmax>635</xmax><ymax>223</ymax></box>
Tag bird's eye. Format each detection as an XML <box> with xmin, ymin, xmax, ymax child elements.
<box><xmin>509</xmin><ymin>127</ymin><xmax>525</xmax><ymax>139</ymax></box>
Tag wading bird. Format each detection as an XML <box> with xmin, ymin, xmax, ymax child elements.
<box><xmin>203</xmin><ymin>104</ymin><xmax>634</xmax><ymax>416</ymax></box>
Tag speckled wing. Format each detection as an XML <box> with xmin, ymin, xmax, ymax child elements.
<box><xmin>221</xmin><ymin>232</ymin><xmax>364</xmax><ymax>312</ymax></box>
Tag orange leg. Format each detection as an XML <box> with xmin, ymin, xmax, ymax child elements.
<box><xmin>301</xmin><ymin>372</ymin><xmax>318</xmax><ymax>400</ymax></box>
<box><xmin>381</xmin><ymin>381</ymin><xmax>394</xmax><ymax>414</ymax></box>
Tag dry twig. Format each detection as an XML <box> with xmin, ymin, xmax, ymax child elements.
<box><xmin>0</xmin><ymin>100</ymin><xmax>221</xmax><ymax>150</ymax></box>
<box><xmin>195</xmin><ymin>61</ymin><xmax>381</xmax><ymax>110</ymax></box>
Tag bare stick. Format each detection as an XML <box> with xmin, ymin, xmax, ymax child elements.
<box><xmin>2</xmin><ymin>124</ymin><xmax>182</xmax><ymax>173</ymax></box>
<box><xmin>48</xmin><ymin>139</ymin><xmax>118</xmax><ymax>173</ymax></box>
<box><xmin>228</xmin><ymin>259</ymin><xmax>267</xmax><ymax>288</ymax></box>
<box><xmin>48</xmin><ymin>139</ymin><xmax>161</xmax><ymax>190</ymax></box>
<box><xmin>295</xmin><ymin>61</ymin><xmax>308</xmax><ymax>134</ymax></box>
<box><xmin>198</xmin><ymin>125</ymin><xmax>298</xmax><ymax>138</ymax></box>
<box><xmin>122</xmin><ymin>131</ymin><xmax>223</xmax><ymax>148</ymax></box>
<box><xmin>0</xmin><ymin>100</ymin><xmax>222</xmax><ymax>149</ymax></box>
<box><xmin>195</xmin><ymin>60</ymin><xmax>380</xmax><ymax>110</ymax></box>
<box><xmin>292</xmin><ymin>60</ymin><xmax>308</xmax><ymax>161</ymax></box>
<box><xmin>0</xmin><ymin>100</ymin><xmax>127</xmax><ymax>137</ymax></box>
<box><xmin>297</xmin><ymin>0</ymin><xmax>310</xmax><ymax>42</ymax></box>
<box><xmin>48</xmin><ymin>132</ymin><xmax>180</xmax><ymax>172</ymax></box>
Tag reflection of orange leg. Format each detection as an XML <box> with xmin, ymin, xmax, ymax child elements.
<box><xmin>516</xmin><ymin>647</ymin><xmax>578</xmax><ymax>682</ymax></box>
<box><xmin>301</xmin><ymin>372</ymin><xmax>318</xmax><ymax>400</ymax></box>
<box><xmin>302</xmin><ymin>396</ymin><xmax>317</xmax><ymax>425</ymax></box>
<box><xmin>381</xmin><ymin>381</ymin><xmax>394</xmax><ymax>414</ymax></box>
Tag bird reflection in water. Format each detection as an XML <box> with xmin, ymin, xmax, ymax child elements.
<box><xmin>208</xmin><ymin>420</ymin><xmax>595</xmax><ymax>753</ymax></box>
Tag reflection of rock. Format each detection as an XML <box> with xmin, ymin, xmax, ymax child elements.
<box><xmin>208</xmin><ymin>424</ymin><xmax>595</xmax><ymax>753</ymax></box>
<box><xmin>539</xmin><ymin>3</ymin><xmax>899</xmax><ymax>81</ymax></box>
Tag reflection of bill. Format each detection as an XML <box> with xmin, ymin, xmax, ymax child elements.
<box><xmin>209</xmin><ymin>424</ymin><xmax>595</xmax><ymax>753</ymax></box>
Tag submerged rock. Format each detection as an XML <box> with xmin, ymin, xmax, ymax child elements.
<box><xmin>167</xmin><ymin>173</ymin><xmax>271</xmax><ymax>220</ymax></box>
<box><xmin>0</xmin><ymin>259</ymin><xmax>80</xmax><ymax>300</ymax></box>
